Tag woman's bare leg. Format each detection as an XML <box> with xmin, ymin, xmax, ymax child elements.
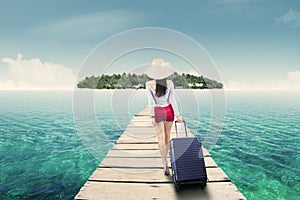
<box><xmin>163</xmin><ymin>121</ymin><xmax>173</xmax><ymax>175</ymax></box>
<box><xmin>155</xmin><ymin>122</ymin><xmax>169</xmax><ymax>173</ymax></box>
<box><xmin>164</xmin><ymin>121</ymin><xmax>173</xmax><ymax>146</ymax></box>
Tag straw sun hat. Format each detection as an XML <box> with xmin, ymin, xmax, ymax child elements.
<box><xmin>145</xmin><ymin>58</ymin><xmax>174</xmax><ymax>80</ymax></box>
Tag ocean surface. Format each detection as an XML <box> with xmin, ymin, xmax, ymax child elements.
<box><xmin>0</xmin><ymin>90</ymin><xmax>299</xmax><ymax>199</ymax></box>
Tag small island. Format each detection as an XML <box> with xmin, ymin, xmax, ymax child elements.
<box><xmin>77</xmin><ymin>73</ymin><xmax>223</xmax><ymax>89</ymax></box>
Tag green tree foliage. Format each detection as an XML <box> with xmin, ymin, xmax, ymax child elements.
<box><xmin>77</xmin><ymin>73</ymin><xmax>223</xmax><ymax>89</ymax></box>
<box><xmin>76</xmin><ymin>76</ymin><xmax>99</xmax><ymax>89</ymax></box>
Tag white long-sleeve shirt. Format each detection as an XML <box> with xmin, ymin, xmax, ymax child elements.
<box><xmin>146</xmin><ymin>80</ymin><xmax>180</xmax><ymax>117</ymax></box>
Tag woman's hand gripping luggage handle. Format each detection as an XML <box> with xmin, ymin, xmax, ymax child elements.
<box><xmin>175</xmin><ymin>120</ymin><xmax>188</xmax><ymax>138</ymax></box>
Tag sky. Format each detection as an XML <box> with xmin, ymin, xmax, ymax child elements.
<box><xmin>0</xmin><ymin>0</ymin><xmax>299</xmax><ymax>90</ymax></box>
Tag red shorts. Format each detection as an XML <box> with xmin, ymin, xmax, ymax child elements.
<box><xmin>154</xmin><ymin>104</ymin><xmax>174</xmax><ymax>123</ymax></box>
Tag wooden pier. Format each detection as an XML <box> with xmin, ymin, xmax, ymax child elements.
<box><xmin>75</xmin><ymin>107</ymin><xmax>246</xmax><ymax>200</ymax></box>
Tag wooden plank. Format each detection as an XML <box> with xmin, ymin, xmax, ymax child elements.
<box><xmin>112</xmin><ymin>143</ymin><xmax>158</xmax><ymax>150</ymax></box>
<box><xmin>129</xmin><ymin>117</ymin><xmax>151</xmax><ymax>121</ymax></box>
<box><xmin>106</xmin><ymin>149</ymin><xmax>211</xmax><ymax>158</ymax></box>
<box><xmin>128</xmin><ymin>120</ymin><xmax>153</xmax><ymax>127</ymax></box>
<box><xmin>134</xmin><ymin>112</ymin><xmax>150</xmax><ymax>116</ymax></box>
<box><xmin>111</xmin><ymin>144</ymin><xmax>211</xmax><ymax>157</ymax></box>
<box><xmin>116</xmin><ymin>137</ymin><xmax>157</xmax><ymax>144</ymax></box>
<box><xmin>99</xmin><ymin>157</ymin><xmax>217</xmax><ymax>168</ymax></box>
<box><xmin>120</xmin><ymin>131</ymin><xmax>156</xmax><ymax>139</ymax></box>
<box><xmin>124</xmin><ymin>128</ymin><xmax>156</xmax><ymax>135</ymax></box>
<box><xmin>74</xmin><ymin>182</ymin><xmax>246</xmax><ymax>200</ymax></box>
<box><xmin>116</xmin><ymin>132</ymin><xmax>193</xmax><ymax>144</ymax></box>
<box><xmin>89</xmin><ymin>167</ymin><xmax>229</xmax><ymax>183</ymax></box>
<box><xmin>116</xmin><ymin>136</ymin><xmax>195</xmax><ymax>144</ymax></box>
<box><xmin>130</xmin><ymin>118</ymin><xmax>152</xmax><ymax>122</ymax></box>
<box><xmin>135</xmin><ymin>110</ymin><xmax>149</xmax><ymax>116</ymax></box>
<box><xmin>127</xmin><ymin>125</ymin><xmax>154</xmax><ymax>130</ymax></box>
<box><xmin>125</xmin><ymin>128</ymin><xmax>155</xmax><ymax>131</ymax></box>
<box><xmin>207</xmin><ymin>167</ymin><xmax>230</xmax><ymax>182</ymax></box>
<box><xmin>106</xmin><ymin>149</ymin><xmax>162</xmax><ymax>157</ymax></box>
<box><xmin>89</xmin><ymin>168</ymin><xmax>173</xmax><ymax>183</ymax></box>
<box><xmin>99</xmin><ymin>157</ymin><xmax>166</xmax><ymax>168</ymax></box>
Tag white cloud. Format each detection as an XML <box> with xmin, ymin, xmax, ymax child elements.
<box><xmin>224</xmin><ymin>71</ymin><xmax>300</xmax><ymax>90</ymax></box>
<box><xmin>34</xmin><ymin>10</ymin><xmax>146</xmax><ymax>36</ymax></box>
<box><xmin>0</xmin><ymin>54</ymin><xmax>76</xmax><ymax>90</ymax></box>
<box><xmin>277</xmin><ymin>9</ymin><xmax>300</xmax><ymax>28</ymax></box>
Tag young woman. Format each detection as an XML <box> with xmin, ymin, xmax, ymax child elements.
<box><xmin>145</xmin><ymin>58</ymin><xmax>182</xmax><ymax>176</ymax></box>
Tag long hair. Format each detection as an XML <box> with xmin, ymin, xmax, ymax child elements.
<box><xmin>156</xmin><ymin>79</ymin><xmax>167</xmax><ymax>97</ymax></box>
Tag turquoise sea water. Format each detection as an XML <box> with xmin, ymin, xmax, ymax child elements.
<box><xmin>0</xmin><ymin>90</ymin><xmax>299</xmax><ymax>199</ymax></box>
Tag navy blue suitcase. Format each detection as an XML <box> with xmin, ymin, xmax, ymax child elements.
<box><xmin>170</xmin><ymin>121</ymin><xmax>207</xmax><ymax>191</ymax></box>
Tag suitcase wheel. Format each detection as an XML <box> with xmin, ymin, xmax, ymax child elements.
<box><xmin>172</xmin><ymin>174</ymin><xmax>180</xmax><ymax>191</ymax></box>
<box><xmin>201</xmin><ymin>182</ymin><xmax>207</xmax><ymax>190</ymax></box>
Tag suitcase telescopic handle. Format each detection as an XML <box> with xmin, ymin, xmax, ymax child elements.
<box><xmin>175</xmin><ymin>120</ymin><xmax>188</xmax><ymax>138</ymax></box>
